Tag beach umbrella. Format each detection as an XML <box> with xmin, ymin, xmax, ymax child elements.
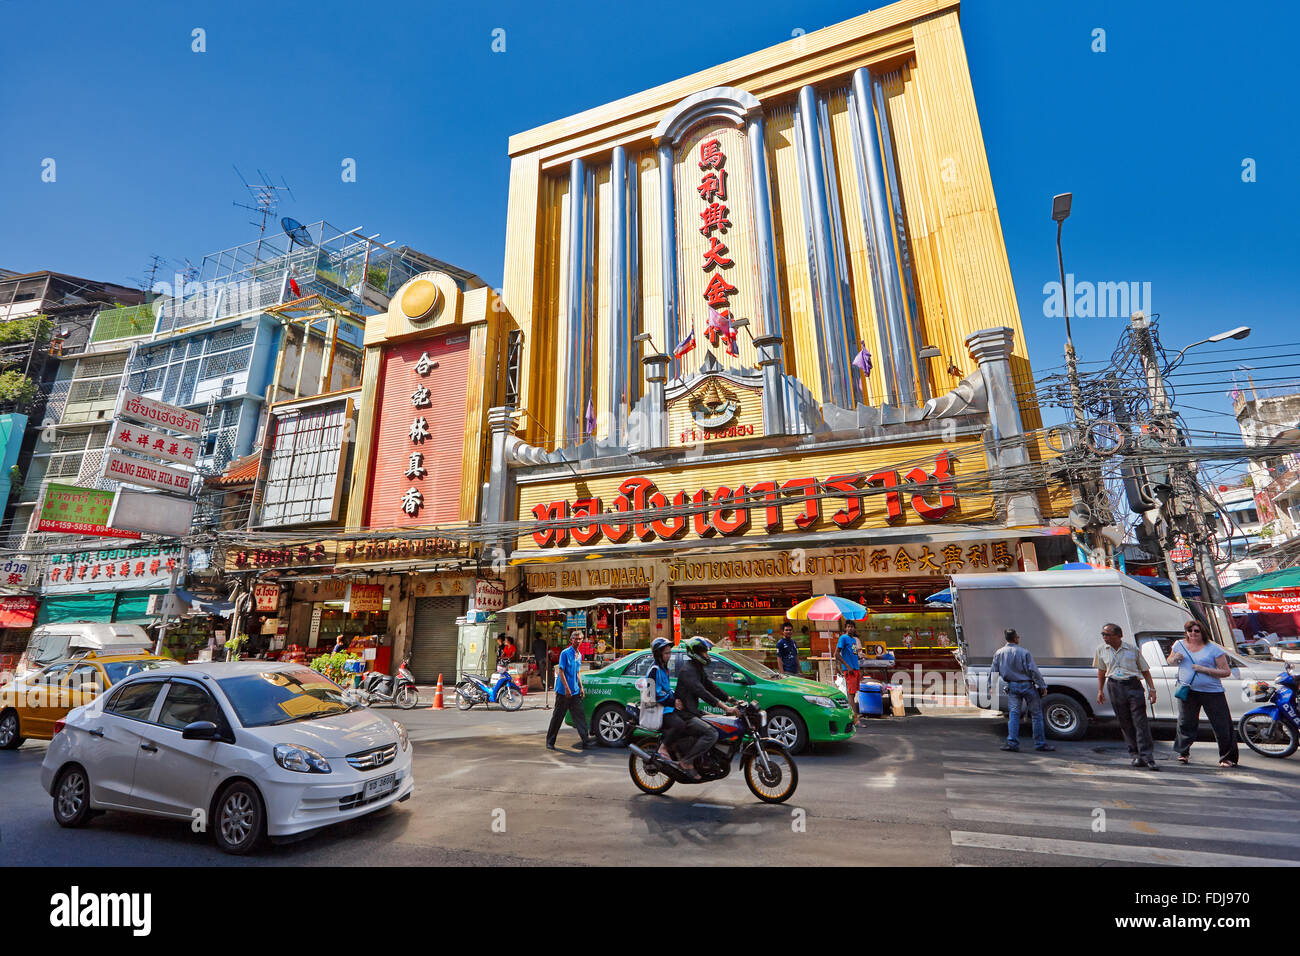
<box><xmin>1047</xmin><ymin>561</ymin><xmax>1103</xmax><ymax>571</ymax></box>
<box><xmin>786</xmin><ymin>594</ymin><xmax>869</xmax><ymax>622</ymax></box>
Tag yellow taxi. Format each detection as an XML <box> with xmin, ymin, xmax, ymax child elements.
<box><xmin>0</xmin><ymin>652</ymin><xmax>177</xmax><ymax>748</ymax></box>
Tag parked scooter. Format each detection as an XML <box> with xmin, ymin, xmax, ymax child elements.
<box><xmin>455</xmin><ymin>662</ymin><xmax>524</xmax><ymax>712</ymax></box>
<box><xmin>355</xmin><ymin>659</ymin><xmax>420</xmax><ymax>710</ymax></box>
<box><xmin>1239</xmin><ymin>648</ymin><xmax>1299</xmax><ymax>759</ymax></box>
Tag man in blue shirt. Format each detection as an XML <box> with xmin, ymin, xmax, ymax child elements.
<box><xmin>546</xmin><ymin>631</ymin><xmax>594</xmax><ymax>750</ymax></box>
<box><xmin>837</xmin><ymin>622</ymin><xmax>863</xmax><ymax>725</ymax></box>
<box><xmin>776</xmin><ymin>622</ymin><xmax>799</xmax><ymax>675</ymax></box>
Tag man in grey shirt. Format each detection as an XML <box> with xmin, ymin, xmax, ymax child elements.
<box><xmin>990</xmin><ymin>628</ymin><xmax>1054</xmax><ymax>753</ymax></box>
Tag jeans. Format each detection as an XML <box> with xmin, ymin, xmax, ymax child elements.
<box><xmin>1175</xmin><ymin>689</ymin><xmax>1239</xmax><ymax>764</ymax></box>
<box><xmin>546</xmin><ymin>693</ymin><xmax>590</xmax><ymax>746</ymax></box>
<box><xmin>678</xmin><ymin>715</ymin><xmax>719</xmax><ymax>762</ymax></box>
<box><xmin>1006</xmin><ymin>680</ymin><xmax>1045</xmax><ymax>747</ymax></box>
<box><xmin>658</xmin><ymin>711</ymin><xmax>687</xmax><ymax>754</ymax></box>
<box><xmin>1108</xmin><ymin>678</ymin><xmax>1154</xmax><ymax>761</ymax></box>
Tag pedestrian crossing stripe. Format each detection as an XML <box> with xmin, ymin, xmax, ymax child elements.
<box><xmin>944</xmin><ymin>789</ymin><xmax>1300</xmax><ymax>823</ymax></box>
<box><xmin>950</xmin><ymin>830</ymin><xmax>1300</xmax><ymax>867</ymax></box>
<box><xmin>949</xmin><ymin>807</ymin><xmax>1300</xmax><ymax>847</ymax></box>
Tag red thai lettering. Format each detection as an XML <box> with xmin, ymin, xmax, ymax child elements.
<box><xmin>571</xmin><ymin>498</ymin><xmax>602</xmax><ymax>545</ymax></box>
<box><xmin>650</xmin><ymin>491</ymin><xmax>688</xmax><ymax>540</ymax></box>
<box><xmin>866</xmin><ymin>469</ymin><xmax>904</xmax><ymax>522</ymax></box>
<box><xmin>749</xmin><ymin>480</ymin><xmax>781</xmax><ymax>531</ymax></box>
<box><xmin>905</xmin><ymin>451</ymin><xmax>956</xmax><ymax>520</ymax></box>
<box><xmin>711</xmin><ymin>486</ymin><xmax>751</xmax><ymax>535</ymax></box>
<box><xmin>692</xmin><ymin>488</ymin><xmax>716</xmax><ymax>538</ymax></box>
<box><xmin>618</xmin><ymin>477</ymin><xmax>658</xmax><ymax>541</ymax></box>
<box><xmin>782</xmin><ymin>477</ymin><xmax>820</xmax><ymax>529</ymax></box>
<box><xmin>826</xmin><ymin>473</ymin><xmax>864</xmax><ymax>528</ymax></box>
<box><xmin>601</xmin><ymin>496</ymin><xmax>633</xmax><ymax>543</ymax></box>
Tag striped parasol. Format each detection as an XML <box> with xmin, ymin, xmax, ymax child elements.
<box><xmin>786</xmin><ymin>594</ymin><xmax>869</xmax><ymax>622</ymax></box>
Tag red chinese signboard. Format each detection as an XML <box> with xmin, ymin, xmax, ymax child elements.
<box><xmin>366</xmin><ymin>334</ymin><xmax>470</xmax><ymax>529</ymax></box>
<box><xmin>697</xmin><ymin>137</ymin><xmax>739</xmax><ymax>357</ymax></box>
<box><xmin>529</xmin><ymin>451</ymin><xmax>956</xmax><ymax>548</ymax></box>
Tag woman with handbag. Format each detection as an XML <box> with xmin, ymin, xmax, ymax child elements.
<box><xmin>645</xmin><ymin>637</ymin><xmax>686</xmax><ymax>765</ymax></box>
<box><xmin>1167</xmin><ymin>620</ymin><xmax>1239</xmax><ymax>767</ymax></box>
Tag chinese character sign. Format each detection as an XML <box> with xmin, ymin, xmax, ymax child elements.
<box><xmin>674</xmin><ymin>123</ymin><xmax>759</xmax><ymax>374</ymax></box>
<box><xmin>37</xmin><ymin>484</ymin><xmax>140</xmax><ymax>539</ymax></box>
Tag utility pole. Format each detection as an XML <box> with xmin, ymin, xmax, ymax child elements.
<box><xmin>1129</xmin><ymin>312</ymin><xmax>1235</xmax><ymax>647</ymax></box>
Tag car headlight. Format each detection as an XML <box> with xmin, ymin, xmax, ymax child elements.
<box><xmin>274</xmin><ymin>744</ymin><xmax>332</xmax><ymax>774</ymax></box>
<box><xmin>394</xmin><ymin>721</ymin><xmax>409</xmax><ymax>752</ymax></box>
<box><xmin>803</xmin><ymin>694</ymin><xmax>835</xmax><ymax>709</ymax></box>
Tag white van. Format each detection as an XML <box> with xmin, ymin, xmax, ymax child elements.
<box><xmin>955</xmin><ymin>570</ymin><xmax>1276</xmax><ymax>740</ymax></box>
<box><xmin>16</xmin><ymin>623</ymin><xmax>153</xmax><ymax>677</ymax></box>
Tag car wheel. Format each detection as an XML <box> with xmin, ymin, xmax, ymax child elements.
<box><xmin>766</xmin><ymin>708</ymin><xmax>809</xmax><ymax>755</ymax></box>
<box><xmin>1041</xmin><ymin>693</ymin><xmax>1089</xmax><ymax>741</ymax></box>
<box><xmin>53</xmin><ymin>765</ymin><xmax>93</xmax><ymax>827</ymax></box>
<box><xmin>213</xmin><ymin>781</ymin><xmax>265</xmax><ymax>855</ymax></box>
<box><xmin>593</xmin><ymin>703</ymin><xmax>630</xmax><ymax>747</ymax></box>
<box><xmin>0</xmin><ymin>710</ymin><xmax>23</xmax><ymax>750</ymax></box>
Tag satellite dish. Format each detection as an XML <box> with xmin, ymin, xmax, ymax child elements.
<box><xmin>281</xmin><ymin>217</ymin><xmax>313</xmax><ymax>247</ymax></box>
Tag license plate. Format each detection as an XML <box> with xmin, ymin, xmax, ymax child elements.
<box><xmin>364</xmin><ymin>772</ymin><xmax>396</xmax><ymax>799</ymax></box>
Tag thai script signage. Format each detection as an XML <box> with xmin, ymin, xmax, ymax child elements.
<box><xmin>528</xmin><ymin>452</ymin><xmax>956</xmax><ymax>548</ymax></box>
<box><xmin>1247</xmin><ymin>588</ymin><xmax>1300</xmax><ymax>613</ymax></box>
<box><xmin>118</xmin><ymin>391</ymin><xmax>204</xmax><ymax>438</ymax></box>
<box><xmin>37</xmin><ymin>483</ymin><xmax>140</xmax><ymax>539</ymax></box>
<box><xmin>253</xmin><ymin>583</ymin><xmax>282</xmax><ymax>612</ymax></box>
<box><xmin>45</xmin><ymin>544</ymin><xmax>183</xmax><ymax>593</ymax></box>
<box><xmin>229</xmin><ymin>542</ymin><xmax>337</xmax><ymax>570</ymax></box>
<box><xmin>339</xmin><ymin>537</ymin><xmax>472</xmax><ymax>566</ymax></box>
<box><xmin>523</xmin><ymin>541</ymin><xmax>1019</xmax><ymax>593</ymax></box>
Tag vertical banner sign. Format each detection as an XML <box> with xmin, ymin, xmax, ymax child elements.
<box><xmin>117</xmin><ymin>392</ymin><xmax>205</xmax><ymax>438</ymax></box>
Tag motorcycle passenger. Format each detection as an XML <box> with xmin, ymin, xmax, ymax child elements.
<box><xmin>647</xmin><ymin>637</ymin><xmax>685</xmax><ymax>764</ymax></box>
<box><xmin>674</xmin><ymin>637</ymin><xmax>738</xmax><ymax>780</ymax></box>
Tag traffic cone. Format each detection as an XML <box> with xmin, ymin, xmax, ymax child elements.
<box><xmin>430</xmin><ymin>674</ymin><xmax>445</xmax><ymax>710</ymax></box>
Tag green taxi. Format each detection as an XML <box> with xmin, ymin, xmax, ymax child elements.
<box><xmin>573</xmin><ymin>648</ymin><xmax>855</xmax><ymax>754</ymax></box>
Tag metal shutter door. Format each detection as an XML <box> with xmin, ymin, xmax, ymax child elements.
<box><xmin>410</xmin><ymin>597</ymin><xmax>462</xmax><ymax>683</ymax></box>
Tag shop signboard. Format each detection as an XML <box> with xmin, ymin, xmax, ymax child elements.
<box><xmin>0</xmin><ymin>595</ymin><xmax>39</xmax><ymax>628</ymax></box>
<box><xmin>563</xmin><ymin>610</ymin><xmax>587</xmax><ymax>629</ymax></box>
<box><xmin>37</xmin><ymin>483</ymin><xmax>140</xmax><ymax>539</ymax></box>
<box><xmin>0</xmin><ymin>556</ymin><xmax>39</xmax><ymax>589</ymax></box>
<box><xmin>108</xmin><ymin>488</ymin><xmax>196</xmax><ymax>538</ymax></box>
<box><xmin>473</xmin><ymin>579</ymin><xmax>504</xmax><ymax>614</ymax></box>
<box><xmin>338</xmin><ymin>536</ymin><xmax>472</xmax><ymax>567</ymax></box>
<box><xmin>117</xmin><ymin>391</ymin><xmax>205</xmax><ymax>438</ymax></box>
<box><xmin>108</xmin><ymin>422</ymin><xmax>199</xmax><ymax>467</ymax></box>
<box><xmin>524</xmin><ymin>541</ymin><xmax>1021</xmax><ymax>593</ymax></box>
<box><xmin>253</xmin><ymin>583</ymin><xmax>281</xmax><ymax>612</ymax></box>
<box><xmin>523</xmin><ymin>449</ymin><xmax>970</xmax><ymax>550</ymax></box>
<box><xmin>309</xmin><ymin>606</ymin><xmax>323</xmax><ymax>647</ymax></box>
<box><xmin>103</xmin><ymin>450</ymin><xmax>196</xmax><ymax>495</ymax></box>
<box><xmin>346</xmin><ymin>583</ymin><xmax>384</xmax><ymax>613</ymax></box>
<box><xmin>44</xmin><ymin>544</ymin><xmax>183</xmax><ymax>594</ymax></box>
<box><xmin>1246</xmin><ymin>588</ymin><xmax>1300</xmax><ymax>613</ymax></box>
<box><xmin>227</xmin><ymin>541</ymin><xmax>338</xmax><ymax>572</ymax></box>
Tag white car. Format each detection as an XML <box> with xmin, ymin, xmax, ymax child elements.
<box><xmin>41</xmin><ymin>661</ymin><xmax>414</xmax><ymax>853</ymax></box>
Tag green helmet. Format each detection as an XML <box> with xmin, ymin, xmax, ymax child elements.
<box><xmin>683</xmin><ymin>637</ymin><xmax>713</xmax><ymax>665</ymax></box>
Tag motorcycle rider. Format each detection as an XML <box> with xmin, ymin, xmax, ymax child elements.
<box><xmin>647</xmin><ymin>637</ymin><xmax>686</xmax><ymax>764</ymax></box>
<box><xmin>674</xmin><ymin>637</ymin><xmax>738</xmax><ymax>780</ymax></box>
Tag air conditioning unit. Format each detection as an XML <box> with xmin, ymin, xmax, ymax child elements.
<box><xmin>220</xmin><ymin>378</ymin><xmax>234</xmax><ymax>397</ymax></box>
<box><xmin>147</xmin><ymin>593</ymin><xmax>188</xmax><ymax>618</ymax></box>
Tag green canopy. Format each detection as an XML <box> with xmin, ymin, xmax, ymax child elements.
<box><xmin>1222</xmin><ymin>568</ymin><xmax>1300</xmax><ymax>598</ymax></box>
<box><xmin>36</xmin><ymin>593</ymin><xmax>117</xmax><ymax>625</ymax></box>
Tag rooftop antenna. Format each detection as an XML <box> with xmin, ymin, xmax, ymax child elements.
<box><xmin>232</xmin><ymin>166</ymin><xmax>295</xmax><ymax>265</ymax></box>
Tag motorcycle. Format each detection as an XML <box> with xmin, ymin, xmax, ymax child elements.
<box><xmin>1239</xmin><ymin>653</ymin><xmax>1299</xmax><ymax>759</ymax></box>
<box><xmin>354</xmin><ymin>659</ymin><xmax>420</xmax><ymax>710</ymax></box>
<box><xmin>455</xmin><ymin>664</ymin><xmax>524</xmax><ymax>712</ymax></box>
<box><xmin>626</xmin><ymin>699</ymin><xmax>799</xmax><ymax>803</ymax></box>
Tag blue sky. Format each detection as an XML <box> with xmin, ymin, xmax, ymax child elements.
<box><xmin>1</xmin><ymin>0</ymin><xmax>1295</xmax><ymax>435</ymax></box>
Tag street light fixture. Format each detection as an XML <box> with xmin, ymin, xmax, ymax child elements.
<box><xmin>1164</xmin><ymin>326</ymin><xmax>1252</xmax><ymax>374</ymax></box>
<box><xmin>1051</xmin><ymin>192</ymin><xmax>1084</xmax><ymax>426</ymax></box>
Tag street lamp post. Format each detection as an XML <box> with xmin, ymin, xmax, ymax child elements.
<box><xmin>1052</xmin><ymin>193</ymin><xmax>1085</xmax><ymax>428</ymax></box>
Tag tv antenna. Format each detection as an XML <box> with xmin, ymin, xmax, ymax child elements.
<box><xmin>232</xmin><ymin>166</ymin><xmax>295</xmax><ymax>240</ymax></box>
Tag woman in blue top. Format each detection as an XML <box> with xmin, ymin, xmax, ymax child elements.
<box><xmin>1167</xmin><ymin>620</ymin><xmax>1238</xmax><ymax>767</ymax></box>
<box><xmin>647</xmin><ymin>637</ymin><xmax>686</xmax><ymax>764</ymax></box>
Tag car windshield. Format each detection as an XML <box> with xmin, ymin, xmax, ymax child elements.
<box><xmin>216</xmin><ymin>668</ymin><xmax>353</xmax><ymax>727</ymax></box>
<box><xmin>103</xmin><ymin>659</ymin><xmax>177</xmax><ymax>683</ymax></box>
<box><xmin>723</xmin><ymin>651</ymin><xmax>781</xmax><ymax>681</ymax></box>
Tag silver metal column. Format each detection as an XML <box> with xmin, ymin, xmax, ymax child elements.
<box><xmin>872</xmin><ymin>74</ymin><xmax>927</xmax><ymax>401</ymax></box>
<box><xmin>563</xmin><ymin>158</ymin><xmax>587</xmax><ymax>445</ymax></box>
<box><xmin>746</xmin><ymin>114</ymin><xmax>783</xmax><ymax>352</ymax></box>
<box><xmin>851</xmin><ymin>67</ymin><xmax>916</xmax><ymax>407</ymax></box>
<box><xmin>966</xmin><ymin>327</ymin><xmax>1041</xmax><ymax>525</ymax></box>
<box><xmin>610</xmin><ymin>146</ymin><xmax>629</xmax><ymax>445</ymax></box>
<box><xmin>796</xmin><ymin>85</ymin><xmax>854</xmax><ymax>410</ymax></box>
<box><xmin>642</xmin><ymin>351</ymin><xmax>669</xmax><ymax>449</ymax></box>
<box><xmin>754</xmin><ymin>333</ymin><xmax>787</xmax><ymax>434</ymax></box>
<box><xmin>627</xmin><ymin>152</ymin><xmax>641</xmax><ymax>411</ymax></box>
<box><xmin>656</xmin><ymin>143</ymin><xmax>679</xmax><ymax>365</ymax></box>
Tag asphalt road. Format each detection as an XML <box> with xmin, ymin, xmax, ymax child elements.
<box><xmin>4</xmin><ymin>708</ymin><xmax>1299</xmax><ymax>866</ymax></box>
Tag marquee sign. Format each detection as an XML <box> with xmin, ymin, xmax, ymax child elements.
<box><xmin>528</xmin><ymin>452</ymin><xmax>956</xmax><ymax>548</ymax></box>
<box><xmin>45</xmin><ymin>544</ymin><xmax>183</xmax><ymax>593</ymax></box>
<box><xmin>104</xmin><ymin>450</ymin><xmax>196</xmax><ymax>495</ymax></box>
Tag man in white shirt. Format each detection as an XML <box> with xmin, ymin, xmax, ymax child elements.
<box><xmin>1093</xmin><ymin>623</ymin><xmax>1159</xmax><ymax>770</ymax></box>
